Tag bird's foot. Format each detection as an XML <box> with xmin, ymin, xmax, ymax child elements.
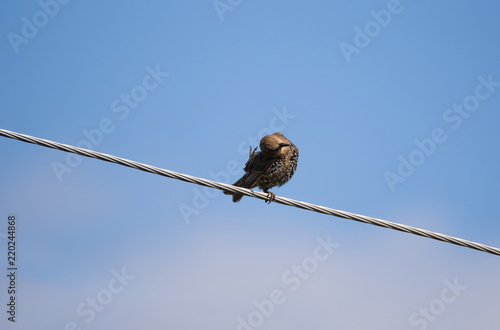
<box><xmin>265</xmin><ymin>192</ymin><xmax>276</xmax><ymax>204</ymax></box>
<box><xmin>249</xmin><ymin>146</ymin><xmax>258</xmax><ymax>158</ymax></box>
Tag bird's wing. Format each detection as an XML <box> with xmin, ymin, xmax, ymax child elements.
<box><xmin>236</xmin><ymin>153</ymin><xmax>276</xmax><ymax>188</ymax></box>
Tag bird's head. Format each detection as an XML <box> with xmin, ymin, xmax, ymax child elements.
<box><xmin>260</xmin><ymin>132</ymin><xmax>293</xmax><ymax>157</ymax></box>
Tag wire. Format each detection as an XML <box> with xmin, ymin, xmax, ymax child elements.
<box><xmin>1</xmin><ymin>128</ymin><xmax>499</xmax><ymax>257</ymax></box>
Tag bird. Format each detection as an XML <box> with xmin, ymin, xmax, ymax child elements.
<box><xmin>224</xmin><ymin>132</ymin><xmax>299</xmax><ymax>203</ymax></box>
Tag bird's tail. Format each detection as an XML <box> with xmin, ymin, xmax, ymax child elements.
<box><xmin>223</xmin><ymin>176</ymin><xmax>247</xmax><ymax>203</ymax></box>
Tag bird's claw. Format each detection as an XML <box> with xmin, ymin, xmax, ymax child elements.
<box><xmin>265</xmin><ymin>192</ymin><xmax>276</xmax><ymax>204</ymax></box>
<box><xmin>249</xmin><ymin>146</ymin><xmax>258</xmax><ymax>158</ymax></box>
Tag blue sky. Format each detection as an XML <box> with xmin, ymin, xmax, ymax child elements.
<box><xmin>1</xmin><ymin>0</ymin><xmax>499</xmax><ymax>329</ymax></box>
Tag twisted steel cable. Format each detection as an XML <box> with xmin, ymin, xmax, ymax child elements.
<box><xmin>1</xmin><ymin>128</ymin><xmax>499</xmax><ymax>256</ymax></box>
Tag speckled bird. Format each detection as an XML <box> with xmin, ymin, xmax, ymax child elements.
<box><xmin>224</xmin><ymin>132</ymin><xmax>299</xmax><ymax>203</ymax></box>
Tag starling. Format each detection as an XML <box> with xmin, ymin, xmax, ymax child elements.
<box><xmin>224</xmin><ymin>132</ymin><xmax>299</xmax><ymax>203</ymax></box>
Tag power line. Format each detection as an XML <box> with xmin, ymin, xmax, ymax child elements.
<box><xmin>1</xmin><ymin>128</ymin><xmax>499</xmax><ymax>257</ymax></box>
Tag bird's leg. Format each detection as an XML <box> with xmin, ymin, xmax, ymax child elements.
<box><xmin>249</xmin><ymin>146</ymin><xmax>258</xmax><ymax>158</ymax></box>
<box><xmin>263</xmin><ymin>190</ymin><xmax>276</xmax><ymax>204</ymax></box>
